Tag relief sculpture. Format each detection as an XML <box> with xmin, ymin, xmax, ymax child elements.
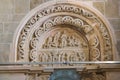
<box><xmin>81</xmin><ymin>72</ymin><xmax>106</xmax><ymax>80</ymax></box>
<box><xmin>10</xmin><ymin>1</ymin><xmax>115</xmax><ymax>80</ymax></box>
<box><xmin>39</xmin><ymin>46</ymin><xmax>88</xmax><ymax>66</ymax></box>
<box><xmin>14</xmin><ymin>2</ymin><xmax>114</xmax><ymax>62</ymax></box>
<box><xmin>42</xmin><ymin>30</ymin><xmax>87</xmax><ymax>49</ymax></box>
<box><xmin>37</xmin><ymin>28</ymin><xmax>89</xmax><ymax>66</ymax></box>
<box><xmin>28</xmin><ymin>15</ymin><xmax>109</xmax><ymax>63</ymax></box>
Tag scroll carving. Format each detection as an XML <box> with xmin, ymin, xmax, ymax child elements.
<box><xmin>16</xmin><ymin>2</ymin><xmax>113</xmax><ymax>62</ymax></box>
<box><xmin>37</xmin><ymin>75</ymin><xmax>50</xmax><ymax>80</ymax></box>
<box><xmin>89</xmin><ymin>35</ymin><xmax>100</xmax><ymax>61</ymax></box>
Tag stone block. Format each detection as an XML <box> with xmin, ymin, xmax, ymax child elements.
<box><xmin>93</xmin><ymin>0</ymin><xmax>105</xmax><ymax>1</ymax></box>
<box><xmin>105</xmin><ymin>0</ymin><xmax>119</xmax><ymax>18</ymax></box>
<box><xmin>43</xmin><ymin>0</ymin><xmax>52</xmax><ymax>2</ymax></box>
<box><xmin>93</xmin><ymin>2</ymin><xmax>105</xmax><ymax>15</ymax></box>
<box><xmin>0</xmin><ymin>15</ymin><xmax>9</xmax><ymax>22</ymax></box>
<box><xmin>106</xmin><ymin>72</ymin><xmax>120</xmax><ymax>80</ymax></box>
<box><xmin>15</xmin><ymin>0</ymin><xmax>30</xmax><ymax>14</ymax></box>
<box><xmin>83</xmin><ymin>1</ymin><xmax>93</xmax><ymax>6</ymax></box>
<box><xmin>0</xmin><ymin>44</ymin><xmax>10</xmax><ymax>63</ymax></box>
<box><xmin>0</xmin><ymin>73</ymin><xmax>26</xmax><ymax>80</ymax></box>
<box><xmin>115</xmin><ymin>31</ymin><xmax>120</xmax><ymax>40</ymax></box>
<box><xmin>117</xmin><ymin>40</ymin><xmax>120</xmax><ymax>57</ymax></box>
<box><xmin>8</xmin><ymin>14</ymin><xmax>25</xmax><ymax>22</ymax></box>
<box><xmin>0</xmin><ymin>23</ymin><xmax>3</xmax><ymax>33</ymax></box>
<box><xmin>0</xmin><ymin>0</ymin><xmax>14</xmax><ymax>14</ymax></box>
<box><xmin>76</xmin><ymin>0</ymin><xmax>93</xmax><ymax>1</ymax></box>
<box><xmin>30</xmin><ymin>0</ymin><xmax>43</xmax><ymax>9</ymax></box>
<box><xmin>118</xmin><ymin>1</ymin><xmax>120</xmax><ymax>17</ymax></box>
<box><xmin>108</xmin><ymin>19</ymin><xmax>120</xmax><ymax>30</ymax></box>
<box><xmin>0</xmin><ymin>33</ymin><xmax>14</xmax><ymax>43</ymax></box>
<box><xmin>4</xmin><ymin>22</ymin><xmax>19</xmax><ymax>33</ymax></box>
<box><xmin>0</xmin><ymin>14</ymin><xmax>25</xmax><ymax>23</ymax></box>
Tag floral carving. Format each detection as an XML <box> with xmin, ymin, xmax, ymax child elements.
<box><xmin>81</xmin><ymin>72</ymin><xmax>106</xmax><ymax>80</ymax></box>
<box><xmin>26</xmin><ymin>74</ymin><xmax>50</xmax><ymax>80</ymax></box>
<box><xmin>15</xmin><ymin>2</ymin><xmax>113</xmax><ymax>63</ymax></box>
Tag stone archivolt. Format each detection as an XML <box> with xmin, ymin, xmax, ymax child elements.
<box><xmin>13</xmin><ymin>1</ymin><xmax>114</xmax><ymax>66</ymax></box>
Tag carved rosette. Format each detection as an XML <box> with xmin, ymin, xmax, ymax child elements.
<box><xmin>14</xmin><ymin>2</ymin><xmax>114</xmax><ymax>65</ymax></box>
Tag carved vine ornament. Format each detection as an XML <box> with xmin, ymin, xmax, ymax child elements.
<box><xmin>15</xmin><ymin>3</ymin><xmax>113</xmax><ymax>67</ymax></box>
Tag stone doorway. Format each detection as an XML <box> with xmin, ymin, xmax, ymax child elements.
<box><xmin>8</xmin><ymin>0</ymin><xmax>118</xmax><ymax>80</ymax></box>
<box><xmin>49</xmin><ymin>69</ymin><xmax>80</xmax><ymax>80</ymax></box>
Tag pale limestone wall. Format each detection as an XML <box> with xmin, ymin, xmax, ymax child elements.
<box><xmin>106</xmin><ymin>72</ymin><xmax>120</xmax><ymax>80</ymax></box>
<box><xmin>0</xmin><ymin>0</ymin><xmax>120</xmax><ymax>63</ymax></box>
<box><xmin>0</xmin><ymin>73</ymin><xmax>26</xmax><ymax>80</ymax></box>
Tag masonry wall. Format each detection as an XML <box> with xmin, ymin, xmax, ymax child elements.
<box><xmin>0</xmin><ymin>0</ymin><xmax>120</xmax><ymax>63</ymax></box>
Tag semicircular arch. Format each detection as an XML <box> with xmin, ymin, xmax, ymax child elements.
<box><xmin>11</xmin><ymin>0</ymin><xmax>117</xmax><ymax>63</ymax></box>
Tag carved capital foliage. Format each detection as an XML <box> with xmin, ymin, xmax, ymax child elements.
<box><xmin>26</xmin><ymin>72</ymin><xmax>106</xmax><ymax>80</ymax></box>
<box><xmin>26</xmin><ymin>74</ymin><xmax>50</xmax><ymax>80</ymax></box>
<box><xmin>81</xmin><ymin>72</ymin><xmax>106</xmax><ymax>80</ymax></box>
<box><xmin>13</xmin><ymin>1</ymin><xmax>114</xmax><ymax>64</ymax></box>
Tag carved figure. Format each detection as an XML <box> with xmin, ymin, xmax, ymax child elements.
<box><xmin>68</xmin><ymin>36</ymin><xmax>75</xmax><ymax>47</ymax></box>
<box><xmin>78</xmin><ymin>52</ymin><xmax>86</xmax><ymax>61</ymax></box>
<box><xmin>16</xmin><ymin>3</ymin><xmax>113</xmax><ymax>62</ymax></box>
<box><xmin>53</xmin><ymin>32</ymin><xmax>61</xmax><ymax>48</ymax></box>
<box><xmin>43</xmin><ymin>36</ymin><xmax>53</xmax><ymax>48</ymax></box>
<box><xmin>61</xmin><ymin>31</ymin><xmax>68</xmax><ymax>48</ymax></box>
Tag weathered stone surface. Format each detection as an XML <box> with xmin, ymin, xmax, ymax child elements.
<box><xmin>83</xmin><ymin>1</ymin><xmax>93</xmax><ymax>6</ymax></box>
<box><xmin>0</xmin><ymin>0</ymin><xmax>14</xmax><ymax>14</ymax></box>
<box><xmin>30</xmin><ymin>0</ymin><xmax>43</xmax><ymax>9</ymax></box>
<box><xmin>105</xmin><ymin>0</ymin><xmax>119</xmax><ymax>18</ymax></box>
<box><xmin>8</xmin><ymin>14</ymin><xmax>25</xmax><ymax>22</ymax></box>
<box><xmin>0</xmin><ymin>15</ymin><xmax>9</xmax><ymax>22</ymax></box>
<box><xmin>117</xmin><ymin>40</ymin><xmax>120</xmax><ymax>57</ymax></box>
<box><xmin>15</xmin><ymin>0</ymin><xmax>30</xmax><ymax>14</ymax></box>
<box><xmin>0</xmin><ymin>44</ymin><xmax>10</xmax><ymax>63</ymax></box>
<box><xmin>4</xmin><ymin>22</ymin><xmax>19</xmax><ymax>33</ymax></box>
<box><xmin>0</xmin><ymin>33</ymin><xmax>14</xmax><ymax>43</ymax></box>
<box><xmin>115</xmin><ymin>31</ymin><xmax>120</xmax><ymax>40</ymax></box>
<box><xmin>119</xmin><ymin>1</ymin><xmax>120</xmax><ymax>17</ymax></box>
<box><xmin>0</xmin><ymin>14</ymin><xmax>25</xmax><ymax>23</ymax></box>
<box><xmin>93</xmin><ymin>2</ymin><xmax>105</xmax><ymax>15</ymax></box>
<box><xmin>109</xmin><ymin>19</ymin><xmax>120</xmax><ymax>30</ymax></box>
<box><xmin>0</xmin><ymin>23</ymin><xmax>3</xmax><ymax>33</ymax></box>
<box><xmin>0</xmin><ymin>0</ymin><xmax>119</xmax><ymax>80</ymax></box>
<box><xmin>13</xmin><ymin>0</ymin><xmax>115</xmax><ymax>63</ymax></box>
<box><xmin>0</xmin><ymin>73</ymin><xmax>26</xmax><ymax>80</ymax></box>
<box><xmin>92</xmin><ymin>0</ymin><xmax>107</xmax><ymax>2</ymax></box>
<box><xmin>106</xmin><ymin>72</ymin><xmax>120</xmax><ymax>80</ymax></box>
<box><xmin>43</xmin><ymin>0</ymin><xmax>52</xmax><ymax>2</ymax></box>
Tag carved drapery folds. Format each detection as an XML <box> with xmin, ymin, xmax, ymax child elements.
<box><xmin>13</xmin><ymin>1</ymin><xmax>114</xmax><ymax>65</ymax></box>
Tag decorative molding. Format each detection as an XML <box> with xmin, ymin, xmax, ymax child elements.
<box><xmin>12</xmin><ymin>0</ymin><xmax>116</xmax><ymax>65</ymax></box>
<box><xmin>81</xmin><ymin>72</ymin><xmax>106</xmax><ymax>80</ymax></box>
